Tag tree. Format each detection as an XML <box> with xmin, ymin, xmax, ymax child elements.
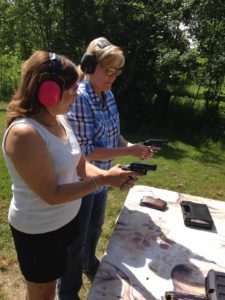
<box><xmin>0</xmin><ymin>0</ymin><xmax>224</xmax><ymax>129</ymax></box>
<box><xmin>184</xmin><ymin>0</ymin><xmax>225</xmax><ymax>111</ymax></box>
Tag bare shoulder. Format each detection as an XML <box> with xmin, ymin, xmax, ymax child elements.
<box><xmin>5</xmin><ymin>123</ymin><xmax>45</xmax><ymax>157</ymax></box>
<box><xmin>10</xmin><ymin>122</ymin><xmax>37</xmax><ymax>135</ymax></box>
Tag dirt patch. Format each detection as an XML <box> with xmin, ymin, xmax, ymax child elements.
<box><xmin>0</xmin><ymin>263</ymin><xmax>91</xmax><ymax>300</ymax></box>
<box><xmin>0</xmin><ymin>263</ymin><xmax>26</xmax><ymax>300</ymax></box>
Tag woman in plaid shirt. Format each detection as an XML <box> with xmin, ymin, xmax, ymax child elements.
<box><xmin>58</xmin><ymin>37</ymin><xmax>154</xmax><ymax>300</ymax></box>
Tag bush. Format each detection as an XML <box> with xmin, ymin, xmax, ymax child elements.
<box><xmin>0</xmin><ymin>47</ymin><xmax>22</xmax><ymax>101</ymax></box>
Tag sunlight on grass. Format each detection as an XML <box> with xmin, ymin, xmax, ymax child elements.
<box><xmin>0</xmin><ymin>99</ymin><xmax>225</xmax><ymax>299</ymax></box>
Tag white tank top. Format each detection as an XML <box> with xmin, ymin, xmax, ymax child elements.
<box><xmin>2</xmin><ymin>115</ymin><xmax>82</xmax><ymax>234</ymax></box>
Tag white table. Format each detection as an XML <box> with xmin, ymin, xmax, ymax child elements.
<box><xmin>87</xmin><ymin>185</ymin><xmax>225</xmax><ymax>300</ymax></box>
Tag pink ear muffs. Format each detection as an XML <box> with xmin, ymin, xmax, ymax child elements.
<box><xmin>38</xmin><ymin>80</ymin><xmax>62</xmax><ymax>107</ymax></box>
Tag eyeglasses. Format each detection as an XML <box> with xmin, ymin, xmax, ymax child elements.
<box><xmin>99</xmin><ymin>64</ymin><xmax>123</xmax><ymax>77</ymax></box>
<box><xmin>65</xmin><ymin>81</ymin><xmax>79</xmax><ymax>96</ymax></box>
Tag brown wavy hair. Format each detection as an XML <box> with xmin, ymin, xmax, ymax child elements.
<box><xmin>6</xmin><ymin>50</ymin><xmax>78</xmax><ymax>126</ymax></box>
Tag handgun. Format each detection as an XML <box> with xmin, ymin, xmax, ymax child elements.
<box><xmin>121</xmin><ymin>162</ymin><xmax>157</xmax><ymax>175</ymax></box>
<box><xmin>143</xmin><ymin>138</ymin><xmax>168</xmax><ymax>147</ymax></box>
<box><xmin>165</xmin><ymin>291</ymin><xmax>206</xmax><ymax>300</ymax></box>
<box><xmin>205</xmin><ymin>269</ymin><xmax>225</xmax><ymax>300</ymax></box>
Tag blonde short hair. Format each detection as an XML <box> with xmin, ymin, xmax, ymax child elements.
<box><xmin>85</xmin><ymin>37</ymin><xmax>125</xmax><ymax>68</ymax></box>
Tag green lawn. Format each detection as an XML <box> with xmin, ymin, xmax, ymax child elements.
<box><xmin>0</xmin><ymin>102</ymin><xmax>15</xmax><ymax>269</ymax></box>
<box><xmin>0</xmin><ymin>100</ymin><xmax>225</xmax><ymax>299</ymax></box>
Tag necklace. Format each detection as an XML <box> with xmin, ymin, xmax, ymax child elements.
<box><xmin>35</xmin><ymin>117</ymin><xmax>59</xmax><ymax>128</ymax></box>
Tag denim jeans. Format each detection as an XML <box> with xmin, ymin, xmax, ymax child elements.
<box><xmin>57</xmin><ymin>187</ymin><xmax>108</xmax><ymax>300</ymax></box>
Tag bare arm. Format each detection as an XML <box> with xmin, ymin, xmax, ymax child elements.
<box><xmin>76</xmin><ymin>155</ymin><xmax>109</xmax><ymax>178</ymax></box>
<box><xmin>86</xmin><ymin>135</ymin><xmax>154</xmax><ymax>161</ymax></box>
<box><xmin>118</xmin><ymin>135</ymin><xmax>134</xmax><ymax>147</ymax></box>
<box><xmin>5</xmin><ymin>125</ymin><xmax>134</xmax><ymax>205</ymax></box>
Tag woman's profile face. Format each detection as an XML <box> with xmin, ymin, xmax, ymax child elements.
<box><xmin>90</xmin><ymin>63</ymin><xmax>118</xmax><ymax>93</ymax></box>
<box><xmin>89</xmin><ymin>54</ymin><xmax>124</xmax><ymax>94</ymax></box>
<box><xmin>47</xmin><ymin>80</ymin><xmax>79</xmax><ymax>115</ymax></box>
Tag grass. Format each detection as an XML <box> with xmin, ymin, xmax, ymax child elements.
<box><xmin>0</xmin><ymin>102</ymin><xmax>15</xmax><ymax>271</ymax></box>
<box><xmin>0</xmin><ymin>100</ymin><xmax>225</xmax><ymax>299</ymax></box>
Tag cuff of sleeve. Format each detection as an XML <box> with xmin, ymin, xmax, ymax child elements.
<box><xmin>82</xmin><ymin>143</ymin><xmax>95</xmax><ymax>157</ymax></box>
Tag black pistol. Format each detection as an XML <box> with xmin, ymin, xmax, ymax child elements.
<box><xmin>143</xmin><ymin>138</ymin><xmax>168</xmax><ymax>147</ymax></box>
<box><xmin>205</xmin><ymin>269</ymin><xmax>225</xmax><ymax>300</ymax></box>
<box><xmin>122</xmin><ymin>162</ymin><xmax>157</xmax><ymax>175</ymax></box>
<box><xmin>165</xmin><ymin>291</ymin><xmax>206</xmax><ymax>300</ymax></box>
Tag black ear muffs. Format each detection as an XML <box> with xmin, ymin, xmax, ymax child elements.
<box><xmin>38</xmin><ymin>53</ymin><xmax>65</xmax><ymax>107</ymax></box>
<box><xmin>80</xmin><ymin>40</ymin><xmax>111</xmax><ymax>74</ymax></box>
<box><xmin>80</xmin><ymin>53</ymin><xmax>97</xmax><ymax>74</ymax></box>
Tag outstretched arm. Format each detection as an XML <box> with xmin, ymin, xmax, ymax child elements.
<box><xmin>86</xmin><ymin>135</ymin><xmax>154</xmax><ymax>161</ymax></box>
<box><xmin>5</xmin><ymin>124</ymin><xmax>134</xmax><ymax>205</ymax></box>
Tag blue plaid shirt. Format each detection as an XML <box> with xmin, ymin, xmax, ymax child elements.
<box><xmin>67</xmin><ymin>80</ymin><xmax>120</xmax><ymax>172</ymax></box>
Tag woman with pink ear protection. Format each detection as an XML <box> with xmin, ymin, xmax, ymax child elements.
<box><xmin>2</xmin><ymin>50</ymin><xmax>135</xmax><ymax>300</ymax></box>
